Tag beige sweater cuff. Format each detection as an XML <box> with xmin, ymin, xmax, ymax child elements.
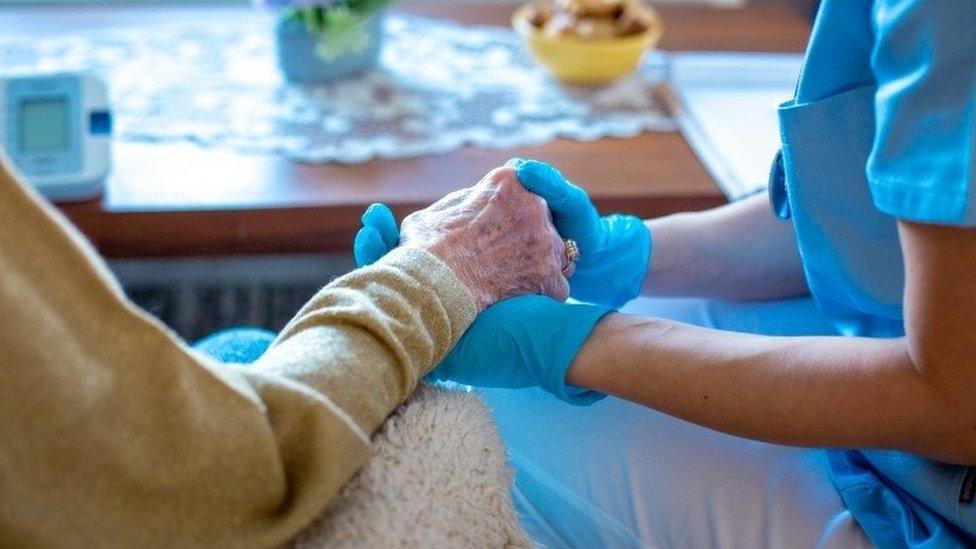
<box><xmin>376</xmin><ymin>246</ymin><xmax>479</xmax><ymax>347</ymax></box>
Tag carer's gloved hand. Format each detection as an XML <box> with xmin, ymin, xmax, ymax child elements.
<box><xmin>353</xmin><ymin>203</ymin><xmax>400</xmax><ymax>267</ymax></box>
<box><xmin>432</xmin><ymin>295</ymin><xmax>612</xmax><ymax>405</ymax></box>
<box><xmin>509</xmin><ymin>159</ymin><xmax>652</xmax><ymax>308</ymax></box>
<box><xmin>353</xmin><ymin>204</ymin><xmax>611</xmax><ymax>405</ymax></box>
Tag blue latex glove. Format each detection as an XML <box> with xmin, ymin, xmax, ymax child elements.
<box><xmin>432</xmin><ymin>295</ymin><xmax>612</xmax><ymax>405</ymax></box>
<box><xmin>508</xmin><ymin>158</ymin><xmax>652</xmax><ymax>308</ymax></box>
<box><xmin>353</xmin><ymin>203</ymin><xmax>399</xmax><ymax>267</ymax></box>
<box><xmin>352</xmin><ymin>204</ymin><xmax>611</xmax><ymax>405</ymax></box>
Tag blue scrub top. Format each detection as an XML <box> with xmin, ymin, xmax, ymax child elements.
<box><xmin>769</xmin><ymin>0</ymin><xmax>976</xmax><ymax>546</ymax></box>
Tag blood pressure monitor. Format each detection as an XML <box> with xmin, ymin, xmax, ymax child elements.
<box><xmin>0</xmin><ymin>73</ymin><xmax>112</xmax><ymax>202</ymax></box>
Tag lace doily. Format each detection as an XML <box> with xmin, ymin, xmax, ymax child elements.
<box><xmin>0</xmin><ymin>15</ymin><xmax>674</xmax><ymax>163</ymax></box>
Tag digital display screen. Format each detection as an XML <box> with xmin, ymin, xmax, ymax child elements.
<box><xmin>19</xmin><ymin>98</ymin><xmax>69</xmax><ymax>153</ymax></box>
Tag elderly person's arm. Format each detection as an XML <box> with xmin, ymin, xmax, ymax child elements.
<box><xmin>0</xmin><ymin>159</ymin><xmax>565</xmax><ymax>548</ymax></box>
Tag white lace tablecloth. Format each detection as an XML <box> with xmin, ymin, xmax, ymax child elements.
<box><xmin>0</xmin><ymin>15</ymin><xmax>674</xmax><ymax>163</ymax></box>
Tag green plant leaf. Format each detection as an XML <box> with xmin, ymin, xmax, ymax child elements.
<box><xmin>284</xmin><ymin>0</ymin><xmax>394</xmax><ymax>58</ymax></box>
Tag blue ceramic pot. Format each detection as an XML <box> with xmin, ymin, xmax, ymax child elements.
<box><xmin>274</xmin><ymin>11</ymin><xmax>385</xmax><ymax>84</ymax></box>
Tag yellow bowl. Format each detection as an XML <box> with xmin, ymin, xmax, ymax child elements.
<box><xmin>512</xmin><ymin>2</ymin><xmax>663</xmax><ymax>85</ymax></box>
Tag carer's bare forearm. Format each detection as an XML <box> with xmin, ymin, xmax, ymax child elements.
<box><xmin>567</xmin><ymin>314</ymin><xmax>970</xmax><ymax>464</ymax></box>
<box><xmin>643</xmin><ymin>194</ymin><xmax>808</xmax><ymax>300</ymax></box>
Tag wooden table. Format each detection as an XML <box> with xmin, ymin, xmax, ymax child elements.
<box><xmin>1</xmin><ymin>2</ymin><xmax>810</xmax><ymax>257</ymax></box>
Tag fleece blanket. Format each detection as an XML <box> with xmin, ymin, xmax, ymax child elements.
<box><xmin>294</xmin><ymin>385</ymin><xmax>530</xmax><ymax>548</ymax></box>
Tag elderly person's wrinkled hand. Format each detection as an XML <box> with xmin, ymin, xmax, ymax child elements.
<box><xmin>355</xmin><ymin>166</ymin><xmax>572</xmax><ymax>311</ymax></box>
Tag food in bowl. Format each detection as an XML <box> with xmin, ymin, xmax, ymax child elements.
<box><xmin>525</xmin><ymin>0</ymin><xmax>654</xmax><ymax>41</ymax></box>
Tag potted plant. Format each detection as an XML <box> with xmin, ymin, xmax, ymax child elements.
<box><xmin>257</xmin><ymin>0</ymin><xmax>395</xmax><ymax>84</ymax></box>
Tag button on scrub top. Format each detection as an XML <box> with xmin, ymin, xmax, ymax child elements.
<box><xmin>768</xmin><ymin>0</ymin><xmax>976</xmax><ymax>546</ymax></box>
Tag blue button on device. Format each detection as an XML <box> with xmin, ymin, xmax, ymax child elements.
<box><xmin>90</xmin><ymin>110</ymin><xmax>112</xmax><ymax>136</ymax></box>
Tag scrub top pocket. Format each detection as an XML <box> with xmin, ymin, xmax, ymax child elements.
<box><xmin>776</xmin><ymin>84</ymin><xmax>904</xmax><ymax>337</ymax></box>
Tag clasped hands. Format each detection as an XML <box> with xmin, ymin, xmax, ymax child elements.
<box><xmin>354</xmin><ymin>159</ymin><xmax>651</xmax><ymax>405</ymax></box>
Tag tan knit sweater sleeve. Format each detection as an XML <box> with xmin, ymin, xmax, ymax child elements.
<box><xmin>0</xmin><ymin>155</ymin><xmax>478</xmax><ymax>548</ymax></box>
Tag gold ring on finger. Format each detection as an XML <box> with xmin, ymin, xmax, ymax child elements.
<box><xmin>564</xmin><ymin>239</ymin><xmax>581</xmax><ymax>264</ymax></box>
